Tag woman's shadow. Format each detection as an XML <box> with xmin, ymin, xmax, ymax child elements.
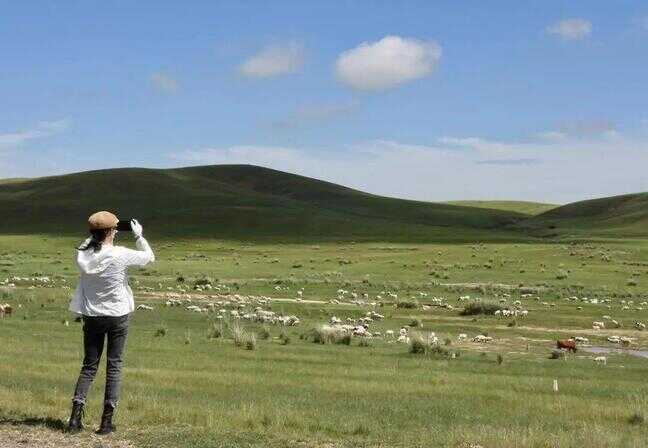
<box><xmin>0</xmin><ymin>415</ymin><xmax>67</xmax><ymax>432</ymax></box>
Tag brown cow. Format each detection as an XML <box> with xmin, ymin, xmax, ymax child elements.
<box><xmin>557</xmin><ymin>339</ymin><xmax>577</xmax><ymax>352</ymax></box>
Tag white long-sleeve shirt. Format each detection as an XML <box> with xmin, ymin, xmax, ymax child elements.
<box><xmin>69</xmin><ymin>236</ymin><xmax>155</xmax><ymax>316</ymax></box>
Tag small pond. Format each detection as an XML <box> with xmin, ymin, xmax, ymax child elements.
<box><xmin>581</xmin><ymin>346</ymin><xmax>648</xmax><ymax>360</ymax></box>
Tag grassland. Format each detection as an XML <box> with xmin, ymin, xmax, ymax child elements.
<box><xmin>1</xmin><ymin>234</ymin><xmax>647</xmax><ymax>447</ymax></box>
<box><xmin>444</xmin><ymin>200</ymin><xmax>559</xmax><ymax>216</ymax></box>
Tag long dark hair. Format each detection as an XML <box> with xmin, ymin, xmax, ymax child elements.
<box><xmin>77</xmin><ymin>228</ymin><xmax>112</xmax><ymax>252</ymax></box>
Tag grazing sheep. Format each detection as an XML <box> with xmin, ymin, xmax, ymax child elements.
<box><xmin>473</xmin><ymin>335</ymin><xmax>493</xmax><ymax>343</ymax></box>
<box><xmin>592</xmin><ymin>321</ymin><xmax>605</xmax><ymax>329</ymax></box>
<box><xmin>385</xmin><ymin>330</ymin><xmax>395</xmax><ymax>338</ymax></box>
<box><xmin>136</xmin><ymin>304</ymin><xmax>154</xmax><ymax>311</ymax></box>
<box><xmin>573</xmin><ymin>336</ymin><xmax>589</xmax><ymax>343</ymax></box>
<box><xmin>457</xmin><ymin>333</ymin><xmax>468</xmax><ymax>342</ymax></box>
<box><xmin>0</xmin><ymin>303</ymin><xmax>12</xmax><ymax>317</ymax></box>
<box><xmin>636</xmin><ymin>322</ymin><xmax>646</xmax><ymax>331</ymax></box>
<box><xmin>594</xmin><ymin>356</ymin><xmax>607</xmax><ymax>365</ymax></box>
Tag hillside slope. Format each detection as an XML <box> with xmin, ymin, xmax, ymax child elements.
<box><xmin>517</xmin><ymin>192</ymin><xmax>648</xmax><ymax>237</ymax></box>
<box><xmin>0</xmin><ymin>164</ymin><xmax>528</xmax><ymax>241</ymax></box>
<box><xmin>444</xmin><ymin>200</ymin><xmax>558</xmax><ymax>216</ymax></box>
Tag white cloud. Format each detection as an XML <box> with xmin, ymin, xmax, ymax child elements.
<box><xmin>546</xmin><ymin>18</ymin><xmax>592</xmax><ymax>40</ymax></box>
<box><xmin>150</xmin><ymin>73</ymin><xmax>179</xmax><ymax>94</ymax></box>
<box><xmin>169</xmin><ymin>131</ymin><xmax>648</xmax><ymax>204</ymax></box>
<box><xmin>0</xmin><ymin>120</ymin><xmax>70</xmax><ymax>150</ymax></box>
<box><xmin>335</xmin><ymin>35</ymin><xmax>442</xmax><ymax>91</ymax></box>
<box><xmin>238</xmin><ymin>42</ymin><xmax>304</xmax><ymax>78</ymax></box>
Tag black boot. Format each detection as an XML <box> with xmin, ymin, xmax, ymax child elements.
<box><xmin>97</xmin><ymin>404</ymin><xmax>116</xmax><ymax>435</ymax></box>
<box><xmin>67</xmin><ymin>401</ymin><xmax>84</xmax><ymax>433</ymax></box>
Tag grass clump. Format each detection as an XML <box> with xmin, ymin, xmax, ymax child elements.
<box><xmin>154</xmin><ymin>325</ymin><xmax>168</xmax><ymax>337</ymax></box>
<box><xmin>408</xmin><ymin>317</ymin><xmax>422</xmax><ymax>328</ymax></box>
<box><xmin>231</xmin><ymin>322</ymin><xmax>257</xmax><ymax>350</ymax></box>
<box><xmin>208</xmin><ymin>321</ymin><xmax>223</xmax><ymax>339</ymax></box>
<box><xmin>460</xmin><ymin>301</ymin><xmax>503</xmax><ymax>316</ymax></box>
<box><xmin>409</xmin><ymin>333</ymin><xmax>451</xmax><ymax>358</ymax></box>
<box><xmin>396</xmin><ymin>300</ymin><xmax>419</xmax><ymax>309</ymax></box>
<box><xmin>279</xmin><ymin>330</ymin><xmax>291</xmax><ymax>345</ymax></box>
<box><xmin>311</xmin><ymin>325</ymin><xmax>351</xmax><ymax>345</ymax></box>
<box><xmin>628</xmin><ymin>412</ymin><xmax>645</xmax><ymax>425</ymax></box>
<box><xmin>549</xmin><ymin>350</ymin><xmax>566</xmax><ymax>360</ymax></box>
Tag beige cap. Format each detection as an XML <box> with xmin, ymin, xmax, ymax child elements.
<box><xmin>88</xmin><ymin>211</ymin><xmax>119</xmax><ymax>230</ymax></box>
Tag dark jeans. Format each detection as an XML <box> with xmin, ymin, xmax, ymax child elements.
<box><xmin>72</xmin><ymin>314</ymin><xmax>130</xmax><ymax>408</ymax></box>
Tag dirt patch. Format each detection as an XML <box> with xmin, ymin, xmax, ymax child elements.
<box><xmin>0</xmin><ymin>422</ymin><xmax>132</xmax><ymax>448</ymax></box>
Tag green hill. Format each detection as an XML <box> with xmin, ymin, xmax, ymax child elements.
<box><xmin>444</xmin><ymin>200</ymin><xmax>558</xmax><ymax>216</ymax></box>
<box><xmin>0</xmin><ymin>164</ymin><xmax>528</xmax><ymax>241</ymax></box>
<box><xmin>517</xmin><ymin>192</ymin><xmax>648</xmax><ymax>237</ymax></box>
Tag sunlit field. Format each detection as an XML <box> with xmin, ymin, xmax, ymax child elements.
<box><xmin>1</xmin><ymin>235</ymin><xmax>647</xmax><ymax>447</ymax></box>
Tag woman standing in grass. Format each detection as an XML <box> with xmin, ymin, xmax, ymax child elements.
<box><xmin>67</xmin><ymin>211</ymin><xmax>155</xmax><ymax>434</ymax></box>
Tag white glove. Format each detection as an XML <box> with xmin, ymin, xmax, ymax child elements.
<box><xmin>131</xmin><ymin>219</ymin><xmax>143</xmax><ymax>238</ymax></box>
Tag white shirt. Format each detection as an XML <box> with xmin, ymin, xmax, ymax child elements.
<box><xmin>69</xmin><ymin>236</ymin><xmax>155</xmax><ymax>317</ymax></box>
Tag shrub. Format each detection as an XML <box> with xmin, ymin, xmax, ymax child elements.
<box><xmin>230</xmin><ymin>322</ymin><xmax>257</xmax><ymax>350</ymax></box>
<box><xmin>396</xmin><ymin>300</ymin><xmax>419</xmax><ymax>309</ymax></box>
<box><xmin>627</xmin><ymin>278</ymin><xmax>638</xmax><ymax>287</ymax></box>
<box><xmin>497</xmin><ymin>353</ymin><xmax>504</xmax><ymax>365</ymax></box>
<box><xmin>409</xmin><ymin>333</ymin><xmax>451</xmax><ymax>358</ymax></box>
<box><xmin>409</xmin><ymin>317</ymin><xmax>422</xmax><ymax>328</ymax></box>
<box><xmin>311</xmin><ymin>325</ymin><xmax>351</xmax><ymax>345</ymax></box>
<box><xmin>279</xmin><ymin>331</ymin><xmax>291</xmax><ymax>345</ymax></box>
<box><xmin>556</xmin><ymin>269</ymin><xmax>569</xmax><ymax>280</ymax></box>
<box><xmin>155</xmin><ymin>325</ymin><xmax>167</xmax><ymax>337</ymax></box>
<box><xmin>409</xmin><ymin>333</ymin><xmax>429</xmax><ymax>354</ymax></box>
<box><xmin>629</xmin><ymin>412</ymin><xmax>645</xmax><ymax>425</ymax></box>
<box><xmin>549</xmin><ymin>350</ymin><xmax>565</xmax><ymax>360</ymax></box>
<box><xmin>184</xmin><ymin>329</ymin><xmax>191</xmax><ymax>345</ymax></box>
<box><xmin>244</xmin><ymin>333</ymin><xmax>257</xmax><ymax>350</ymax></box>
<box><xmin>194</xmin><ymin>276</ymin><xmax>214</xmax><ymax>286</ymax></box>
<box><xmin>460</xmin><ymin>301</ymin><xmax>503</xmax><ymax>316</ymax></box>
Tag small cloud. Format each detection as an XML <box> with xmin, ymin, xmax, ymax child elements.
<box><xmin>476</xmin><ymin>158</ymin><xmax>542</xmax><ymax>166</ymax></box>
<box><xmin>546</xmin><ymin>18</ymin><xmax>592</xmax><ymax>40</ymax></box>
<box><xmin>335</xmin><ymin>35</ymin><xmax>442</xmax><ymax>91</ymax></box>
<box><xmin>150</xmin><ymin>73</ymin><xmax>179</xmax><ymax>94</ymax></box>
<box><xmin>238</xmin><ymin>42</ymin><xmax>304</xmax><ymax>78</ymax></box>
<box><xmin>0</xmin><ymin>120</ymin><xmax>70</xmax><ymax>150</ymax></box>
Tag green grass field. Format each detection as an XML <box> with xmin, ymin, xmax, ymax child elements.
<box><xmin>1</xmin><ymin>233</ymin><xmax>647</xmax><ymax>447</ymax></box>
<box><xmin>444</xmin><ymin>200</ymin><xmax>559</xmax><ymax>216</ymax></box>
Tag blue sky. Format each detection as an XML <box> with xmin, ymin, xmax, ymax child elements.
<box><xmin>2</xmin><ymin>1</ymin><xmax>648</xmax><ymax>203</ymax></box>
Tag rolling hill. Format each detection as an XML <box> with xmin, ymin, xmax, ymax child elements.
<box><xmin>0</xmin><ymin>164</ymin><xmax>528</xmax><ymax>241</ymax></box>
<box><xmin>516</xmin><ymin>192</ymin><xmax>648</xmax><ymax>237</ymax></box>
<box><xmin>444</xmin><ymin>200</ymin><xmax>558</xmax><ymax>216</ymax></box>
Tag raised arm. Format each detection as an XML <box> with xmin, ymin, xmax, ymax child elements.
<box><xmin>120</xmin><ymin>219</ymin><xmax>155</xmax><ymax>267</ymax></box>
